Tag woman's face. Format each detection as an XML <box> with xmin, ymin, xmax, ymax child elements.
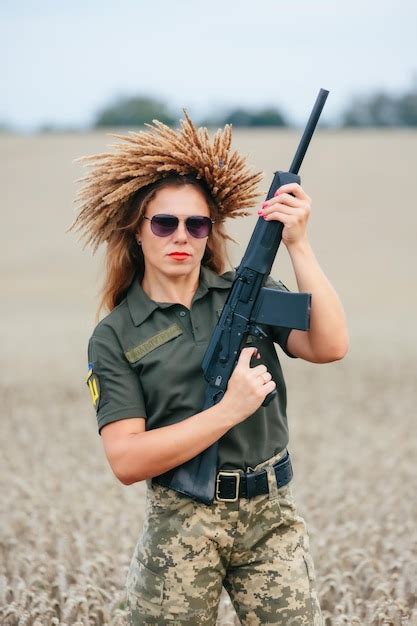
<box><xmin>137</xmin><ymin>184</ymin><xmax>212</xmax><ymax>280</ymax></box>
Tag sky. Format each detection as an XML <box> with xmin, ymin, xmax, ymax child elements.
<box><xmin>1</xmin><ymin>0</ymin><xmax>416</xmax><ymax>131</ymax></box>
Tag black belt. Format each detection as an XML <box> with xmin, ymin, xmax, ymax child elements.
<box><xmin>215</xmin><ymin>451</ymin><xmax>293</xmax><ymax>502</ymax></box>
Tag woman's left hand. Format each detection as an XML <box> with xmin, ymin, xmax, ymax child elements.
<box><xmin>258</xmin><ymin>183</ymin><xmax>312</xmax><ymax>248</ymax></box>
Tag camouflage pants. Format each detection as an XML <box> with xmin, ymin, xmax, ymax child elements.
<box><xmin>126</xmin><ymin>450</ymin><xmax>323</xmax><ymax>625</ymax></box>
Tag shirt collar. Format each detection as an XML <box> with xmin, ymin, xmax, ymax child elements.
<box><xmin>127</xmin><ymin>265</ymin><xmax>232</xmax><ymax>327</ymax></box>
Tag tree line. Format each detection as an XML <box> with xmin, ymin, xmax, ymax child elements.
<box><xmin>94</xmin><ymin>78</ymin><xmax>417</xmax><ymax>129</ymax></box>
<box><xmin>95</xmin><ymin>97</ymin><xmax>288</xmax><ymax>129</ymax></box>
<box><xmin>1</xmin><ymin>78</ymin><xmax>416</xmax><ymax>133</ymax></box>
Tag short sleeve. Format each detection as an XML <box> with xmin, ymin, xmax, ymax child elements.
<box><xmin>263</xmin><ymin>276</ymin><xmax>297</xmax><ymax>359</ymax></box>
<box><xmin>87</xmin><ymin>325</ymin><xmax>147</xmax><ymax>434</ymax></box>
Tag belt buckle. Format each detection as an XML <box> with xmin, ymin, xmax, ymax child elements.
<box><xmin>216</xmin><ymin>471</ymin><xmax>241</xmax><ymax>502</ymax></box>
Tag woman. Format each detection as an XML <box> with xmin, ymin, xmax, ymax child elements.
<box><xmin>70</xmin><ymin>114</ymin><xmax>348</xmax><ymax>625</ymax></box>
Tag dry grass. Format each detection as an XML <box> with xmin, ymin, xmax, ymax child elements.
<box><xmin>1</xmin><ymin>359</ymin><xmax>416</xmax><ymax>625</ymax></box>
<box><xmin>1</xmin><ymin>130</ymin><xmax>416</xmax><ymax>624</ymax></box>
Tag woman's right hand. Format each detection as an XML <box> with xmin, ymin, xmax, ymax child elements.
<box><xmin>221</xmin><ymin>347</ymin><xmax>276</xmax><ymax>424</ymax></box>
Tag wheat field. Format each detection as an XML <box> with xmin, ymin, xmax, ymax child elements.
<box><xmin>1</xmin><ymin>129</ymin><xmax>416</xmax><ymax>625</ymax></box>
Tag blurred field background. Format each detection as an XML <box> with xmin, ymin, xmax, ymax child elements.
<box><xmin>1</xmin><ymin>128</ymin><xmax>417</xmax><ymax>625</ymax></box>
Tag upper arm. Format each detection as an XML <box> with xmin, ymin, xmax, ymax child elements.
<box><xmin>286</xmin><ymin>329</ymin><xmax>317</xmax><ymax>362</ymax></box>
<box><xmin>87</xmin><ymin>326</ymin><xmax>149</xmax><ymax>482</ymax></box>
<box><xmin>87</xmin><ymin>326</ymin><xmax>147</xmax><ymax>434</ymax></box>
<box><xmin>286</xmin><ymin>328</ymin><xmax>347</xmax><ymax>363</ymax></box>
<box><xmin>101</xmin><ymin>417</ymin><xmax>146</xmax><ymax>483</ymax></box>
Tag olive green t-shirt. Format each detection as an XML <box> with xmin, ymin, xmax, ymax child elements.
<box><xmin>86</xmin><ymin>266</ymin><xmax>296</xmax><ymax>471</ymax></box>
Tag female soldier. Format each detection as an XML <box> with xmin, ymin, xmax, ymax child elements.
<box><xmin>70</xmin><ymin>114</ymin><xmax>348</xmax><ymax>625</ymax></box>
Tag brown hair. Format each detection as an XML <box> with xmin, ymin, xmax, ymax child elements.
<box><xmin>97</xmin><ymin>174</ymin><xmax>231</xmax><ymax>320</ymax></box>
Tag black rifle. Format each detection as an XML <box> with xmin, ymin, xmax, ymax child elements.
<box><xmin>153</xmin><ymin>89</ymin><xmax>329</xmax><ymax>504</ymax></box>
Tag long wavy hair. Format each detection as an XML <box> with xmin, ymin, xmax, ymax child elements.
<box><xmin>97</xmin><ymin>174</ymin><xmax>231</xmax><ymax>320</ymax></box>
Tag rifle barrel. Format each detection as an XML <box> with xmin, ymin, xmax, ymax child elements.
<box><xmin>289</xmin><ymin>88</ymin><xmax>329</xmax><ymax>174</ymax></box>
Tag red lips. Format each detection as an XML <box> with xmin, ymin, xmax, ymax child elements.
<box><xmin>168</xmin><ymin>252</ymin><xmax>191</xmax><ymax>260</ymax></box>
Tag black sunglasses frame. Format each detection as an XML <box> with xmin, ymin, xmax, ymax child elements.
<box><xmin>143</xmin><ymin>214</ymin><xmax>215</xmax><ymax>238</ymax></box>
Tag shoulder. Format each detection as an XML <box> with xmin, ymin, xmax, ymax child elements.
<box><xmin>264</xmin><ymin>275</ymin><xmax>290</xmax><ymax>292</ymax></box>
<box><xmin>89</xmin><ymin>298</ymin><xmax>131</xmax><ymax>345</ymax></box>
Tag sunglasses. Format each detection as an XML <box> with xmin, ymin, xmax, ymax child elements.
<box><xmin>143</xmin><ymin>214</ymin><xmax>215</xmax><ymax>238</ymax></box>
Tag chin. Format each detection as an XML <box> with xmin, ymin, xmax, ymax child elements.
<box><xmin>164</xmin><ymin>261</ymin><xmax>198</xmax><ymax>275</ymax></box>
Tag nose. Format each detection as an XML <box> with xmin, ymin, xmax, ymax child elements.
<box><xmin>172</xmin><ymin>219</ymin><xmax>189</xmax><ymax>242</ymax></box>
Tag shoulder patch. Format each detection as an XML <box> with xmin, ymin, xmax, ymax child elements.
<box><xmin>86</xmin><ymin>369</ymin><xmax>100</xmax><ymax>408</ymax></box>
<box><xmin>124</xmin><ymin>323</ymin><xmax>183</xmax><ymax>364</ymax></box>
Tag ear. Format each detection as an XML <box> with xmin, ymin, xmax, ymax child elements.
<box><xmin>135</xmin><ymin>224</ymin><xmax>143</xmax><ymax>244</ymax></box>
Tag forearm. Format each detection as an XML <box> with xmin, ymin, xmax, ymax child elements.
<box><xmin>287</xmin><ymin>237</ymin><xmax>349</xmax><ymax>360</ymax></box>
<box><xmin>118</xmin><ymin>399</ymin><xmax>238</xmax><ymax>485</ymax></box>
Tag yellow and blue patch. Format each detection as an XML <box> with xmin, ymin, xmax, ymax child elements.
<box><xmin>86</xmin><ymin>364</ymin><xmax>100</xmax><ymax>408</ymax></box>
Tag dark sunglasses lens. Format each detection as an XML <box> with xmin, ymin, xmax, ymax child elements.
<box><xmin>151</xmin><ymin>215</ymin><xmax>178</xmax><ymax>236</ymax></box>
<box><xmin>186</xmin><ymin>217</ymin><xmax>212</xmax><ymax>238</ymax></box>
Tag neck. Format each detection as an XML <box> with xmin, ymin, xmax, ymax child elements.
<box><xmin>141</xmin><ymin>265</ymin><xmax>201</xmax><ymax>309</ymax></box>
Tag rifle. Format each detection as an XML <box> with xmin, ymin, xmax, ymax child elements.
<box><xmin>153</xmin><ymin>89</ymin><xmax>329</xmax><ymax>504</ymax></box>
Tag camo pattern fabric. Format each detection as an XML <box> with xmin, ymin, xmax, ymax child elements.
<box><xmin>126</xmin><ymin>451</ymin><xmax>323</xmax><ymax>625</ymax></box>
